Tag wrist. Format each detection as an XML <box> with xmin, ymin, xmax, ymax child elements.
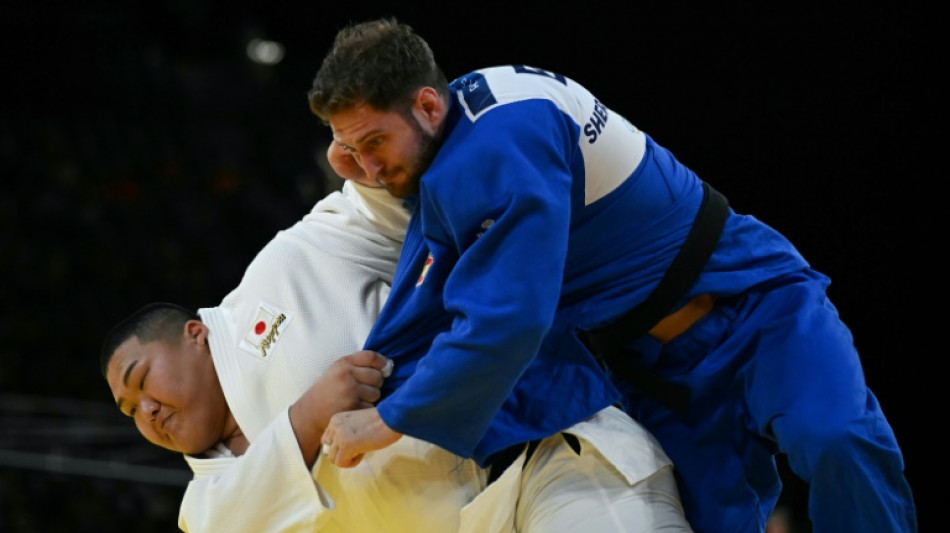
<box><xmin>288</xmin><ymin>402</ymin><xmax>324</xmax><ymax>467</ymax></box>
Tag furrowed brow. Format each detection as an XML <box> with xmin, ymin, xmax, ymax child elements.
<box><xmin>356</xmin><ymin>129</ymin><xmax>383</xmax><ymax>145</ymax></box>
<box><xmin>335</xmin><ymin>129</ymin><xmax>383</xmax><ymax>150</ymax></box>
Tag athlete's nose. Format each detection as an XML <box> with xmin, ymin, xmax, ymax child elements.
<box><xmin>360</xmin><ymin>153</ymin><xmax>384</xmax><ymax>181</ymax></box>
<box><xmin>139</xmin><ymin>396</ymin><xmax>161</xmax><ymax>423</ymax></box>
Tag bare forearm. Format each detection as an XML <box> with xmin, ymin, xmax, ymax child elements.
<box><xmin>288</xmin><ymin>399</ymin><xmax>325</xmax><ymax>468</ymax></box>
<box><xmin>287</xmin><ymin>350</ymin><xmax>390</xmax><ymax>468</ymax></box>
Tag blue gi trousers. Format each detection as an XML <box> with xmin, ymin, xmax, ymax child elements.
<box><xmin>614</xmin><ymin>269</ymin><xmax>918</xmax><ymax>533</ymax></box>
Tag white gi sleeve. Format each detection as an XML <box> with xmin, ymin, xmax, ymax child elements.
<box><xmin>178</xmin><ymin>409</ymin><xmax>332</xmax><ymax>533</ymax></box>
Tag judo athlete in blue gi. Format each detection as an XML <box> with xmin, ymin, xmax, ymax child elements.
<box><xmin>310</xmin><ymin>17</ymin><xmax>917</xmax><ymax>533</ymax></box>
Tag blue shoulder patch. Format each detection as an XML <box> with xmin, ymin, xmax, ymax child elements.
<box><xmin>454</xmin><ymin>72</ymin><xmax>497</xmax><ymax>115</ymax></box>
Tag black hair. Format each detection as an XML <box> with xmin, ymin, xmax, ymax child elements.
<box><xmin>99</xmin><ymin>302</ymin><xmax>199</xmax><ymax>378</ymax></box>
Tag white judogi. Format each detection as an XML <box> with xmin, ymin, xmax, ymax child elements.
<box><xmin>176</xmin><ymin>181</ymin><xmax>690</xmax><ymax>532</ymax></box>
<box><xmin>179</xmin><ymin>182</ymin><xmax>487</xmax><ymax>532</ymax></box>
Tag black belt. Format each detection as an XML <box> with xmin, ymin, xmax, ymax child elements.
<box><xmin>580</xmin><ymin>181</ymin><xmax>729</xmax><ymax>416</ymax></box>
<box><xmin>486</xmin><ymin>439</ymin><xmax>541</xmax><ymax>485</ymax></box>
<box><xmin>486</xmin><ymin>434</ymin><xmax>581</xmax><ymax>485</ymax></box>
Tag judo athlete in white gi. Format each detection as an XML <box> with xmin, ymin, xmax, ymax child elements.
<box><xmin>101</xmin><ymin>180</ymin><xmax>691</xmax><ymax>532</ymax></box>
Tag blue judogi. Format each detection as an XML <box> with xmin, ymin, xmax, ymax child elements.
<box><xmin>364</xmin><ymin>65</ymin><xmax>916</xmax><ymax>532</ymax></box>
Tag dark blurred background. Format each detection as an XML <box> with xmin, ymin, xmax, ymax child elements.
<box><xmin>1</xmin><ymin>2</ymin><xmax>938</xmax><ymax>532</ymax></box>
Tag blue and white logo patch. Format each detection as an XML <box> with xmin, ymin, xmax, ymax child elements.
<box><xmin>239</xmin><ymin>301</ymin><xmax>293</xmax><ymax>359</ymax></box>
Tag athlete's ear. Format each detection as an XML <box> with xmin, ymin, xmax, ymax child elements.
<box><xmin>412</xmin><ymin>86</ymin><xmax>445</xmax><ymax>134</ymax></box>
<box><xmin>184</xmin><ymin>319</ymin><xmax>209</xmax><ymax>347</ymax></box>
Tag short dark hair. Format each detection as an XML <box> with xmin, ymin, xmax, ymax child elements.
<box><xmin>99</xmin><ymin>302</ymin><xmax>199</xmax><ymax>377</ymax></box>
<box><xmin>308</xmin><ymin>17</ymin><xmax>449</xmax><ymax>123</ymax></box>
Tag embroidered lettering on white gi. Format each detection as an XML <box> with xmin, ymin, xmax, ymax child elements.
<box><xmin>257</xmin><ymin>314</ymin><xmax>286</xmax><ymax>357</ymax></box>
<box><xmin>239</xmin><ymin>302</ymin><xmax>294</xmax><ymax>359</ymax></box>
<box><xmin>583</xmin><ymin>99</ymin><xmax>609</xmax><ymax>144</ymax></box>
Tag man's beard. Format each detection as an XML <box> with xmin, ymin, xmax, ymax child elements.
<box><xmin>406</xmin><ymin>129</ymin><xmax>439</xmax><ymax>188</ymax></box>
<box><xmin>385</xmin><ymin>115</ymin><xmax>440</xmax><ymax>198</ymax></box>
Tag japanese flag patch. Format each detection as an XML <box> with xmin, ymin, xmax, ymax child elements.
<box><xmin>239</xmin><ymin>301</ymin><xmax>294</xmax><ymax>359</ymax></box>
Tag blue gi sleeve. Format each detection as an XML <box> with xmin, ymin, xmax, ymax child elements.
<box><xmin>375</xmin><ymin>98</ymin><xmax>578</xmax><ymax>457</ymax></box>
